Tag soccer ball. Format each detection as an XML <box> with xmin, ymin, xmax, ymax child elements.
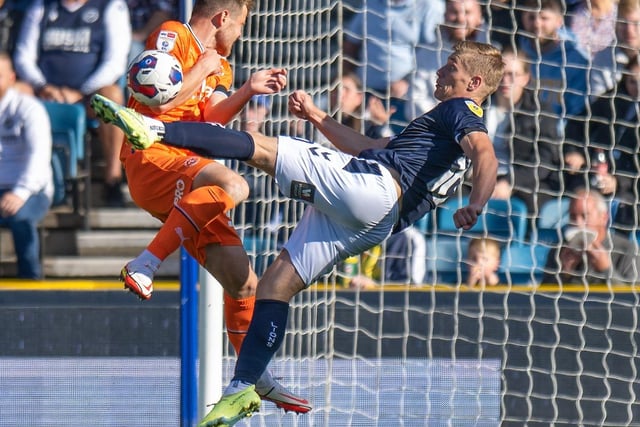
<box><xmin>127</xmin><ymin>50</ymin><xmax>183</xmax><ymax>107</ymax></box>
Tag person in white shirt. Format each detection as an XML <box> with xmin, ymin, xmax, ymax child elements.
<box><xmin>0</xmin><ymin>52</ymin><xmax>53</xmax><ymax>278</ymax></box>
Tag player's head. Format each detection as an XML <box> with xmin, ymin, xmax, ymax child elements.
<box><xmin>193</xmin><ymin>0</ymin><xmax>255</xmax><ymax>56</ymax></box>
<box><xmin>434</xmin><ymin>41</ymin><xmax>504</xmax><ymax>103</ymax></box>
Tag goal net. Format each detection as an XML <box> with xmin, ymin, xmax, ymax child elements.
<box><xmin>221</xmin><ymin>0</ymin><xmax>640</xmax><ymax>425</ymax></box>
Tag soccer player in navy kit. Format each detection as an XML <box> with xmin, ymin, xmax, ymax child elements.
<box><xmin>91</xmin><ymin>40</ymin><xmax>504</xmax><ymax>426</ymax></box>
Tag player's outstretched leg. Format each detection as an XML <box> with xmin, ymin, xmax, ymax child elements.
<box><xmin>90</xmin><ymin>94</ymin><xmax>163</xmax><ymax>150</ymax></box>
<box><xmin>198</xmin><ymin>385</ymin><xmax>261</xmax><ymax>427</ymax></box>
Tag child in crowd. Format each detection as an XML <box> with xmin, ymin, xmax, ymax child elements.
<box><xmin>466</xmin><ymin>238</ymin><xmax>501</xmax><ymax>287</ymax></box>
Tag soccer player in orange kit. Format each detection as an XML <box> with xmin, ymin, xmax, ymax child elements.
<box><xmin>120</xmin><ymin>0</ymin><xmax>311</xmax><ymax>413</ymax></box>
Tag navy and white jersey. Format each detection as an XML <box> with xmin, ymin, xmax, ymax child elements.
<box><xmin>359</xmin><ymin>97</ymin><xmax>488</xmax><ymax>232</ymax></box>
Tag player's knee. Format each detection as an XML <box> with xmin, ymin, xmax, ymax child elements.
<box><xmin>221</xmin><ymin>175</ymin><xmax>250</xmax><ymax>205</ymax></box>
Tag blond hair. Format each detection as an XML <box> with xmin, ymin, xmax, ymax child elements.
<box><xmin>468</xmin><ymin>237</ymin><xmax>501</xmax><ymax>259</ymax></box>
<box><xmin>451</xmin><ymin>41</ymin><xmax>505</xmax><ymax>101</ymax></box>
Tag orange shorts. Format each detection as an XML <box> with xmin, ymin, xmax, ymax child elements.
<box><xmin>122</xmin><ymin>144</ymin><xmax>243</xmax><ymax>264</ymax></box>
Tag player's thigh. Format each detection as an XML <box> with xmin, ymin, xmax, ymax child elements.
<box><xmin>124</xmin><ymin>148</ymin><xmax>211</xmax><ymax>219</ymax></box>
<box><xmin>284</xmin><ymin>206</ymin><xmax>396</xmax><ymax>286</ymax></box>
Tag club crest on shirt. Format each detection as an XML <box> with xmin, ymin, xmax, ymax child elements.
<box><xmin>290</xmin><ymin>180</ymin><xmax>315</xmax><ymax>203</ymax></box>
<box><xmin>157</xmin><ymin>31</ymin><xmax>177</xmax><ymax>52</ymax></box>
<box><xmin>184</xmin><ymin>157</ymin><xmax>200</xmax><ymax>168</ymax></box>
<box><xmin>465</xmin><ymin>100</ymin><xmax>483</xmax><ymax>118</ymax></box>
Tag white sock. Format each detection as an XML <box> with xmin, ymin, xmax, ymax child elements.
<box><xmin>132</xmin><ymin>249</ymin><xmax>161</xmax><ymax>272</ymax></box>
<box><xmin>224</xmin><ymin>379</ymin><xmax>253</xmax><ymax>396</ymax></box>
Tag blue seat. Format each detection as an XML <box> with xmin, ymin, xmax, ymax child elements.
<box><xmin>436</xmin><ymin>196</ymin><xmax>529</xmax><ymax>242</ymax></box>
<box><xmin>499</xmin><ymin>243</ymin><xmax>550</xmax><ymax>284</ymax></box>
<box><xmin>43</xmin><ymin>102</ymin><xmax>87</xmax><ymax>175</ymax></box>
<box><xmin>42</xmin><ymin>102</ymin><xmax>91</xmax><ymax>223</ymax></box>
<box><xmin>425</xmin><ymin>236</ymin><xmax>469</xmax><ymax>284</ymax></box>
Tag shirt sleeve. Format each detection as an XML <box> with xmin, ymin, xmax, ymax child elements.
<box><xmin>80</xmin><ymin>0</ymin><xmax>132</xmax><ymax>94</ymax></box>
<box><xmin>13</xmin><ymin>0</ymin><xmax>47</xmax><ymax>90</ymax></box>
<box><xmin>13</xmin><ymin>96</ymin><xmax>53</xmax><ymax>200</ymax></box>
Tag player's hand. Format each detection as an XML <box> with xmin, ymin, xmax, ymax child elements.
<box><xmin>200</xmin><ymin>49</ymin><xmax>223</xmax><ymax>75</ymax></box>
<box><xmin>453</xmin><ymin>204</ymin><xmax>482</xmax><ymax>230</ymax></box>
<box><xmin>249</xmin><ymin>68</ymin><xmax>288</xmax><ymax>94</ymax></box>
<box><xmin>288</xmin><ymin>90</ymin><xmax>318</xmax><ymax>120</ymax></box>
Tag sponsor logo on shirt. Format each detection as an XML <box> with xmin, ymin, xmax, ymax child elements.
<box><xmin>157</xmin><ymin>31</ymin><xmax>177</xmax><ymax>52</ymax></box>
<box><xmin>465</xmin><ymin>100</ymin><xmax>483</xmax><ymax>118</ymax></box>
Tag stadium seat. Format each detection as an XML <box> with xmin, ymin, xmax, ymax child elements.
<box><xmin>43</xmin><ymin>102</ymin><xmax>91</xmax><ymax>225</ymax></box>
<box><xmin>425</xmin><ymin>236</ymin><xmax>469</xmax><ymax>284</ymax></box>
<box><xmin>436</xmin><ymin>196</ymin><xmax>529</xmax><ymax>242</ymax></box>
<box><xmin>499</xmin><ymin>242</ymin><xmax>551</xmax><ymax>285</ymax></box>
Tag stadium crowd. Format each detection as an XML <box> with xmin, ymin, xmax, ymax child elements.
<box><xmin>1</xmin><ymin>0</ymin><xmax>640</xmax><ymax>286</ymax></box>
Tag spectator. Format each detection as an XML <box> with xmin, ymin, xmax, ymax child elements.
<box><xmin>343</xmin><ymin>0</ymin><xmax>445</xmax><ymax>133</ymax></box>
<box><xmin>14</xmin><ymin>0</ymin><xmax>131</xmax><ymax>207</ymax></box>
<box><xmin>542</xmin><ymin>188</ymin><xmax>640</xmax><ymax>285</ymax></box>
<box><xmin>518</xmin><ymin>0</ymin><xmax>590</xmax><ymax>118</ymax></box>
<box><xmin>568</xmin><ymin>0</ymin><xmax>618</xmax><ymax>97</ymax></box>
<box><xmin>564</xmin><ymin>57</ymin><xmax>640</xmax><ymax>235</ymax></box>
<box><xmin>407</xmin><ymin>0</ymin><xmax>490</xmax><ymax>121</ymax></box>
<box><xmin>346</xmin><ymin>226</ymin><xmax>428</xmax><ymax>287</ymax></box>
<box><xmin>318</xmin><ymin>72</ymin><xmax>393</xmax><ymax>145</ymax></box>
<box><xmin>485</xmin><ymin>47</ymin><xmax>562</xmax><ymax>211</ymax></box>
<box><xmin>466</xmin><ymin>237</ymin><xmax>501</xmax><ymax>287</ymax></box>
<box><xmin>0</xmin><ymin>0</ymin><xmax>28</xmax><ymax>57</ymax></box>
<box><xmin>126</xmin><ymin>0</ymin><xmax>178</xmax><ymax>64</ymax></box>
<box><xmin>615</xmin><ymin>0</ymin><xmax>640</xmax><ymax>75</ymax></box>
<box><xmin>0</xmin><ymin>52</ymin><xmax>53</xmax><ymax>279</ymax></box>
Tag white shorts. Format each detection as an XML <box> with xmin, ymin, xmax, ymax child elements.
<box><xmin>275</xmin><ymin>136</ymin><xmax>400</xmax><ymax>285</ymax></box>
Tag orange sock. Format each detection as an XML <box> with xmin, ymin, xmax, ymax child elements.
<box><xmin>147</xmin><ymin>186</ymin><xmax>235</xmax><ymax>260</ymax></box>
<box><xmin>224</xmin><ymin>292</ymin><xmax>255</xmax><ymax>354</ymax></box>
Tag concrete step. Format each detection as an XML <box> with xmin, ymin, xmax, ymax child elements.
<box><xmin>43</xmin><ymin>254</ymin><xmax>180</xmax><ymax>279</ymax></box>
<box><xmin>75</xmin><ymin>230</ymin><xmax>159</xmax><ymax>256</ymax></box>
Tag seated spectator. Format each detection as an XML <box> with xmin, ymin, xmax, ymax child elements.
<box><xmin>317</xmin><ymin>72</ymin><xmax>393</xmax><ymax>146</ymax></box>
<box><xmin>346</xmin><ymin>226</ymin><xmax>428</xmax><ymax>287</ymax></box>
<box><xmin>565</xmin><ymin>57</ymin><xmax>640</xmax><ymax>235</ymax></box>
<box><xmin>343</xmin><ymin>0</ymin><xmax>444</xmax><ymax>133</ymax></box>
<box><xmin>0</xmin><ymin>0</ymin><xmax>28</xmax><ymax>57</ymax></box>
<box><xmin>126</xmin><ymin>0</ymin><xmax>178</xmax><ymax>64</ymax></box>
<box><xmin>408</xmin><ymin>0</ymin><xmax>488</xmax><ymax>121</ymax></box>
<box><xmin>465</xmin><ymin>237</ymin><xmax>501</xmax><ymax>287</ymax></box>
<box><xmin>542</xmin><ymin>188</ymin><xmax>640</xmax><ymax>285</ymax></box>
<box><xmin>518</xmin><ymin>0</ymin><xmax>590</xmax><ymax>118</ymax></box>
<box><xmin>616</xmin><ymin>0</ymin><xmax>640</xmax><ymax>74</ymax></box>
<box><xmin>0</xmin><ymin>52</ymin><xmax>53</xmax><ymax>279</ymax></box>
<box><xmin>485</xmin><ymin>47</ymin><xmax>563</xmax><ymax>211</ymax></box>
<box><xmin>569</xmin><ymin>0</ymin><xmax>618</xmax><ymax>97</ymax></box>
<box><xmin>14</xmin><ymin>0</ymin><xmax>131</xmax><ymax>207</ymax></box>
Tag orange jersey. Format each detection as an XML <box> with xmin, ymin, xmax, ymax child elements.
<box><xmin>128</xmin><ymin>20</ymin><xmax>233</xmax><ymax>123</ymax></box>
<box><xmin>120</xmin><ymin>21</ymin><xmax>243</xmax><ymax>254</ymax></box>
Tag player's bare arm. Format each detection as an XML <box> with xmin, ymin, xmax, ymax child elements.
<box><xmin>151</xmin><ymin>49</ymin><xmax>223</xmax><ymax>114</ymax></box>
<box><xmin>288</xmin><ymin>90</ymin><xmax>390</xmax><ymax>155</ymax></box>
<box><xmin>203</xmin><ymin>68</ymin><xmax>288</xmax><ymax>124</ymax></box>
<box><xmin>454</xmin><ymin>131</ymin><xmax>498</xmax><ymax>230</ymax></box>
